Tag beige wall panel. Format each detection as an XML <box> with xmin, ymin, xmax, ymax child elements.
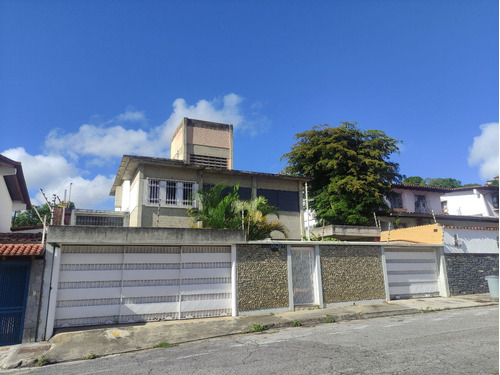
<box><xmin>188</xmin><ymin>126</ymin><xmax>231</xmax><ymax>149</ymax></box>
<box><xmin>203</xmin><ymin>173</ymin><xmax>253</xmax><ymax>188</ymax></box>
<box><xmin>141</xmin><ymin>207</ymin><xmax>193</xmax><ymax>228</ymax></box>
<box><xmin>255</xmin><ymin>177</ymin><xmax>299</xmax><ymax>191</ymax></box>
<box><xmin>143</xmin><ymin>166</ymin><xmax>198</xmax><ymax>182</ymax></box>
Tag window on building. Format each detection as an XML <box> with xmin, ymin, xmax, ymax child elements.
<box><xmin>388</xmin><ymin>193</ymin><xmax>403</xmax><ymax>209</ymax></box>
<box><xmin>415</xmin><ymin>195</ymin><xmax>428</xmax><ymax>213</ymax></box>
<box><xmin>441</xmin><ymin>200</ymin><xmax>448</xmax><ymax>214</ymax></box>
<box><xmin>189</xmin><ymin>154</ymin><xmax>228</xmax><ymax>169</ymax></box>
<box><xmin>492</xmin><ymin>193</ymin><xmax>499</xmax><ymax>209</ymax></box>
<box><xmin>148</xmin><ymin>179</ymin><xmax>160</xmax><ymax>205</ymax></box>
<box><xmin>147</xmin><ymin>179</ymin><xmax>196</xmax><ymax>207</ymax></box>
<box><xmin>257</xmin><ymin>189</ymin><xmax>300</xmax><ymax>212</ymax></box>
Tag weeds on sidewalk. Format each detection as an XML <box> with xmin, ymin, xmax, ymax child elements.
<box><xmin>246</xmin><ymin>324</ymin><xmax>269</xmax><ymax>333</ymax></box>
<box><xmin>153</xmin><ymin>342</ymin><xmax>176</xmax><ymax>348</ymax></box>
<box><xmin>84</xmin><ymin>353</ymin><xmax>98</xmax><ymax>360</ymax></box>
<box><xmin>292</xmin><ymin>320</ymin><xmax>302</xmax><ymax>327</ymax></box>
<box><xmin>325</xmin><ymin>315</ymin><xmax>335</xmax><ymax>323</ymax></box>
<box><xmin>36</xmin><ymin>354</ymin><xmax>51</xmax><ymax>367</ymax></box>
<box><xmin>419</xmin><ymin>306</ymin><xmax>451</xmax><ymax>313</ymax></box>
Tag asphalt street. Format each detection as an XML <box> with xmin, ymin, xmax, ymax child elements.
<box><xmin>9</xmin><ymin>306</ymin><xmax>499</xmax><ymax>375</ymax></box>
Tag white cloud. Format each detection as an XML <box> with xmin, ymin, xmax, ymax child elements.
<box><xmin>45</xmin><ymin>125</ymin><xmax>158</xmax><ymax>160</ymax></box>
<box><xmin>468</xmin><ymin>122</ymin><xmax>499</xmax><ymax>180</ymax></box>
<box><xmin>3</xmin><ymin>94</ymin><xmax>268</xmax><ymax>210</ymax></box>
<box><xmin>114</xmin><ymin>110</ymin><xmax>146</xmax><ymax>123</ymax></box>
<box><xmin>158</xmin><ymin>93</ymin><xmax>245</xmax><ymax>145</ymax></box>
<box><xmin>45</xmin><ymin>94</ymin><xmax>253</xmax><ymax>161</ymax></box>
<box><xmin>2</xmin><ymin>147</ymin><xmax>114</xmax><ymax>208</ymax></box>
<box><xmin>2</xmin><ymin>147</ymin><xmax>77</xmax><ymax>188</ymax></box>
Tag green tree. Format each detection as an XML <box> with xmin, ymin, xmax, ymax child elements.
<box><xmin>11</xmin><ymin>204</ymin><xmax>52</xmax><ymax>227</ymax></box>
<box><xmin>424</xmin><ymin>178</ymin><xmax>461</xmax><ymax>188</ymax></box>
<box><xmin>187</xmin><ymin>184</ymin><xmax>288</xmax><ymax>240</ymax></box>
<box><xmin>281</xmin><ymin>122</ymin><xmax>402</xmax><ymax>226</ymax></box>
<box><xmin>403</xmin><ymin>176</ymin><xmax>478</xmax><ymax>188</ymax></box>
<box><xmin>402</xmin><ymin>176</ymin><xmax>425</xmax><ymax>185</ymax></box>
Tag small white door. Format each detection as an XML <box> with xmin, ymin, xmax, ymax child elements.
<box><xmin>291</xmin><ymin>247</ymin><xmax>316</xmax><ymax>305</ymax></box>
<box><xmin>385</xmin><ymin>249</ymin><xmax>440</xmax><ymax>300</ymax></box>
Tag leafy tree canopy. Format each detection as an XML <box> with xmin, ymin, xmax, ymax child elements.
<box><xmin>402</xmin><ymin>176</ymin><xmax>480</xmax><ymax>188</ymax></box>
<box><xmin>11</xmin><ymin>204</ymin><xmax>52</xmax><ymax>227</ymax></box>
<box><xmin>281</xmin><ymin>122</ymin><xmax>402</xmax><ymax>226</ymax></box>
<box><xmin>187</xmin><ymin>184</ymin><xmax>288</xmax><ymax>240</ymax></box>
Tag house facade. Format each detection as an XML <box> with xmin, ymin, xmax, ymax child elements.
<box><xmin>379</xmin><ymin>183</ymin><xmax>499</xmax><ymax>230</ymax></box>
<box><xmin>109</xmin><ymin>118</ymin><xmax>309</xmax><ymax>240</ymax></box>
<box><xmin>0</xmin><ymin>154</ymin><xmax>31</xmax><ymax>232</ymax></box>
<box><xmin>0</xmin><ymin>154</ymin><xmax>45</xmax><ymax>345</ymax></box>
<box><xmin>441</xmin><ymin>185</ymin><xmax>499</xmax><ymax>217</ymax></box>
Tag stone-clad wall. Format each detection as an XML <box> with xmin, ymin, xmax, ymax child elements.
<box><xmin>23</xmin><ymin>258</ymin><xmax>44</xmax><ymax>342</ymax></box>
<box><xmin>237</xmin><ymin>244</ymin><xmax>289</xmax><ymax>311</ymax></box>
<box><xmin>445</xmin><ymin>254</ymin><xmax>499</xmax><ymax>295</ymax></box>
<box><xmin>320</xmin><ymin>245</ymin><xmax>386</xmax><ymax>303</ymax></box>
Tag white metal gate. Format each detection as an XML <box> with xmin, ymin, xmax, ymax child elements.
<box><xmin>291</xmin><ymin>247</ymin><xmax>316</xmax><ymax>305</ymax></box>
<box><xmin>54</xmin><ymin>245</ymin><xmax>232</xmax><ymax>328</ymax></box>
<box><xmin>385</xmin><ymin>249</ymin><xmax>440</xmax><ymax>300</ymax></box>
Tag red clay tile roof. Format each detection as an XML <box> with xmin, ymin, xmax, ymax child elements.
<box><xmin>0</xmin><ymin>243</ymin><xmax>45</xmax><ymax>256</ymax></box>
<box><xmin>0</xmin><ymin>232</ymin><xmax>45</xmax><ymax>256</ymax></box>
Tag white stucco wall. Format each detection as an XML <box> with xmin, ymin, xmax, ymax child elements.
<box><xmin>443</xmin><ymin>228</ymin><xmax>499</xmax><ymax>254</ymax></box>
<box><xmin>441</xmin><ymin>190</ymin><xmax>495</xmax><ymax>217</ymax></box>
<box><xmin>0</xmin><ymin>177</ymin><xmax>14</xmax><ymax>232</ymax></box>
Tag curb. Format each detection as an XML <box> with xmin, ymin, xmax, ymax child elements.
<box><xmin>1</xmin><ymin>302</ymin><xmax>497</xmax><ymax>370</ymax></box>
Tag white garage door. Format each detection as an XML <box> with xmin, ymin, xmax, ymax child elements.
<box><xmin>385</xmin><ymin>249</ymin><xmax>440</xmax><ymax>300</ymax></box>
<box><xmin>54</xmin><ymin>245</ymin><xmax>232</xmax><ymax>328</ymax></box>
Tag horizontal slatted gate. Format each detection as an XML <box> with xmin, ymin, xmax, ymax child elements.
<box><xmin>385</xmin><ymin>249</ymin><xmax>440</xmax><ymax>300</ymax></box>
<box><xmin>54</xmin><ymin>245</ymin><xmax>232</xmax><ymax>328</ymax></box>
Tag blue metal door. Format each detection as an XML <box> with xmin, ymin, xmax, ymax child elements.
<box><xmin>0</xmin><ymin>261</ymin><xmax>30</xmax><ymax>346</ymax></box>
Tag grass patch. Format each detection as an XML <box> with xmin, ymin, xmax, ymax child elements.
<box><xmin>153</xmin><ymin>341</ymin><xmax>176</xmax><ymax>348</ymax></box>
<box><xmin>419</xmin><ymin>306</ymin><xmax>442</xmax><ymax>313</ymax></box>
<box><xmin>36</xmin><ymin>354</ymin><xmax>51</xmax><ymax>367</ymax></box>
<box><xmin>292</xmin><ymin>320</ymin><xmax>302</xmax><ymax>327</ymax></box>
<box><xmin>325</xmin><ymin>315</ymin><xmax>336</xmax><ymax>323</ymax></box>
<box><xmin>246</xmin><ymin>323</ymin><xmax>269</xmax><ymax>333</ymax></box>
<box><xmin>84</xmin><ymin>353</ymin><xmax>98</xmax><ymax>360</ymax></box>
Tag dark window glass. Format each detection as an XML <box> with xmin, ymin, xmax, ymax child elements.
<box><xmin>278</xmin><ymin>190</ymin><xmax>300</xmax><ymax>212</ymax></box>
<box><xmin>257</xmin><ymin>189</ymin><xmax>278</xmax><ymax>207</ymax></box>
<box><xmin>238</xmin><ymin>187</ymin><xmax>252</xmax><ymax>200</ymax></box>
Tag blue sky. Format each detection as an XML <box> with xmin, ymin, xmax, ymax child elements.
<box><xmin>1</xmin><ymin>0</ymin><xmax>498</xmax><ymax>209</ymax></box>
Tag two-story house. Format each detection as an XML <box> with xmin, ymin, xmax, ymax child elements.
<box><xmin>0</xmin><ymin>154</ymin><xmax>31</xmax><ymax>232</ymax></box>
<box><xmin>379</xmin><ymin>183</ymin><xmax>499</xmax><ymax>230</ymax></box>
<box><xmin>109</xmin><ymin>118</ymin><xmax>309</xmax><ymax>239</ymax></box>
<box><xmin>440</xmin><ymin>185</ymin><xmax>499</xmax><ymax>217</ymax></box>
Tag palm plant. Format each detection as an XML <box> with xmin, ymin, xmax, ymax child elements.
<box><xmin>236</xmin><ymin>196</ymin><xmax>289</xmax><ymax>240</ymax></box>
<box><xmin>187</xmin><ymin>184</ymin><xmax>240</xmax><ymax>229</ymax></box>
<box><xmin>187</xmin><ymin>183</ymin><xmax>289</xmax><ymax>240</ymax></box>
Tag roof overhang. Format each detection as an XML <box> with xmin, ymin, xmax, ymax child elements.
<box><xmin>110</xmin><ymin>155</ymin><xmax>311</xmax><ymax>196</ymax></box>
<box><xmin>0</xmin><ymin>154</ymin><xmax>31</xmax><ymax>209</ymax></box>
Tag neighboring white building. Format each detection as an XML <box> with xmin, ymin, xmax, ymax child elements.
<box><xmin>443</xmin><ymin>226</ymin><xmax>498</xmax><ymax>254</ymax></box>
<box><xmin>378</xmin><ymin>183</ymin><xmax>499</xmax><ymax>230</ymax></box>
<box><xmin>441</xmin><ymin>186</ymin><xmax>499</xmax><ymax>218</ymax></box>
<box><xmin>0</xmin><ymin>154</ymin><xmax>31</xmax><ymax>232</ymax></box>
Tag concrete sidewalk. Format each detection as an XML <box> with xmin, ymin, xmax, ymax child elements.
<box><xmin>1</xmin><ymin>294</ymin><xmax>497</xmax><ymax>370</ymax></box>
